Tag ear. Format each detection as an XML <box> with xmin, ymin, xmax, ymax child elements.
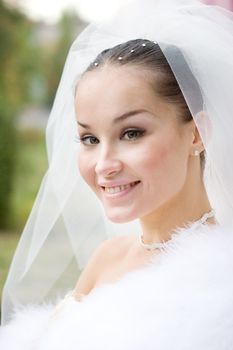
<box><xmin>189</xmin><ymin>120</ymin><xmax>205</xmax><ymax>157</ymax></box>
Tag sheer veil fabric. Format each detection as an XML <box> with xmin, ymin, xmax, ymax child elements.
<box><xmin>2</xmin><ymin>0</ymin><xmax>233</xmax><ymax>324</ymax></box>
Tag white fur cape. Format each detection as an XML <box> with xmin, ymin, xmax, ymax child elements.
<box><xmin>1</xmin><ymin>223</ymin><xmax>233</xmax><ymax>350</ymax></box>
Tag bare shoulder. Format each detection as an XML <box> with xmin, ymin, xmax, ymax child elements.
<box><xmin>74</xmin><ymin>235</ymin><xmax>135</xmax><ymax>298</ymax></box>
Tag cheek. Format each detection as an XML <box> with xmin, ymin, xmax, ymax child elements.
<box><xmin>77</xmin><ymin>151</ymin><xmax>95</xmax><ymax>189</ymax></box>
<box><xmin>141</xmin><ymin>137</ymin><xmax>173</xmax><ymax>169</ymax></box>
<box><xmin>143</xmin><ymin>146</ymin><xmax>172</xmax><ymax>181</ymax></box>
<box><xmin>140</xmin><ymin>134</ymin><xmax>187</xmax><ymax>188</ymax></box>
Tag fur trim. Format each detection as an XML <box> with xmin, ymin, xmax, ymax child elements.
<box><xmin>0</xmin><ymin>304</ymin><xmax>53</xmax><ymax>350</ymax></box>
<box><xmin>1</xmin><ymin>224</ymin><xmax>233</xmax><ymax>349</ymax></box>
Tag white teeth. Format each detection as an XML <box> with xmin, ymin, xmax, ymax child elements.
<box><xmin>104</xmin><ymin>182</ymin><xmax>138</xmax><ymax>194</ymax></box>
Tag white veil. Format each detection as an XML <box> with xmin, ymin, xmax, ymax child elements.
<box><xmin>2</xmin><ymin>0</ymin><xmax>233</xmax><ymax>324</ymax></box>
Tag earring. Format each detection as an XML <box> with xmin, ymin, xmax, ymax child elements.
<box><xmin>194</xmin><ymin>150</ymin><xmax>199</xmax><ymax>156</ymax></box>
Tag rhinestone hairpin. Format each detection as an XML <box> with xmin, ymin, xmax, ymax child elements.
<box><xmin>98</xmin><ymin>40</ymin><xmax>159</xmax><ymax>65</ymax></box>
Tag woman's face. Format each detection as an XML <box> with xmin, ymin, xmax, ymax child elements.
<box><xmin>75</xmin><ymin>65</ymin><xmax>195</xmax><ymax>223</ymax></box>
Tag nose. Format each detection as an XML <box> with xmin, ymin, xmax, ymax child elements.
<box><xmin>95</xmin><ymin>146</ymin><xmax>123</xmax><ymax>178</ymax></box>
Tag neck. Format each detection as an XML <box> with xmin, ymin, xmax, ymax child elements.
<box><xmin>139</xmin><ymin>181</ymin><xmax>213</xmax><ymax>245</ymax></box>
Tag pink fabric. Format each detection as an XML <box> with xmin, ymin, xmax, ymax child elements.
<box><xmin>202</xmin><ymin>0</ymin><xmax>233</xmax><ymax>10</ymax></box>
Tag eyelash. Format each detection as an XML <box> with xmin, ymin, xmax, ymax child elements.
<box><xmin>75</xmin><ymin>129</ymin><xmax>146</xmax><ymax>146</ymax></box>
<box><xmin>121</xmin><ymin>128</ymin><xmax>146</xmax><ymax>140</ymax></box>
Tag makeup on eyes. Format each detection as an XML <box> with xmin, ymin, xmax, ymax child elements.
<box><xmin>75</xmin><ymin>110</ymin><xmax>160</xmax><ymax>148</ymax></box>
<box><xmin>76</xmin><ymin>127</ymin><xmax>147</xmax><ymax>146</ymax></box>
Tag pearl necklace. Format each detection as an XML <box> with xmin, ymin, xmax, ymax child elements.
<box><xmin>139</xmin><ymin>209</ymin><xmax>215</xmax><ymax>251</ymax></box>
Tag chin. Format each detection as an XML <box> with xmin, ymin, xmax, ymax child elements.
<box><xmin>105</xmin><ymin>208</ymin><xmax>139</xmax><ymax>224</ymax></box>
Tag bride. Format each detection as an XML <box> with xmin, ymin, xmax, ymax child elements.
<box><xmin>1</xmin><ymin>0</ymin><xmax>233</xmax><ymax>349</ymax></box>
<box><xmin>73</xmin><ymin>37</ymin><xmax>215</xmax><ymax>295</ymax></box>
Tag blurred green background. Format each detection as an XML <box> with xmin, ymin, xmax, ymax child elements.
<box><xmin>0</xmin><ymin>0</ymin><xmax>86</xmax><ymax>300</ymax></box>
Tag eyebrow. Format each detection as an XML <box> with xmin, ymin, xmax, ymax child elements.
<box><xmin>77</xmin><ymin>109</ymin><xmax>150</xmax><ymax>129</ymax></box>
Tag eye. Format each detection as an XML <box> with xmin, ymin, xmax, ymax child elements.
<box><xmin>80</xmin><ymin>135</ymin><xmax>99</xmax><ymax>145</ymax></box>
<box><xmin>121</xmin><ymin>129</ymin><xmax>145</xmax><ymax>141</ymax></box>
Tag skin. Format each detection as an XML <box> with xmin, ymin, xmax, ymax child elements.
<box><xmin>75</xmin><ymin>64</ymin><xmax>213</xmax><ymax>248</ymax></box>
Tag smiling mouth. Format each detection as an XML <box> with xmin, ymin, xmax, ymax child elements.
<box><xmin>102</xmin><ymin>181</ymin><xmax>141</xmax><ymax>194</ymax></box>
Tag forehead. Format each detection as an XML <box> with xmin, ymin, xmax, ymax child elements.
<box><xmin>75</xmin><ymin>65</ymin><xmax>175</xmax><ymax>120</ymax></box>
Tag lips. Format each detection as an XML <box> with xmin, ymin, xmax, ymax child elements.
<box><xmin>101</xmin><ymin>181</ymin><xmax>141</xmax><ymax>194</ymax></box>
